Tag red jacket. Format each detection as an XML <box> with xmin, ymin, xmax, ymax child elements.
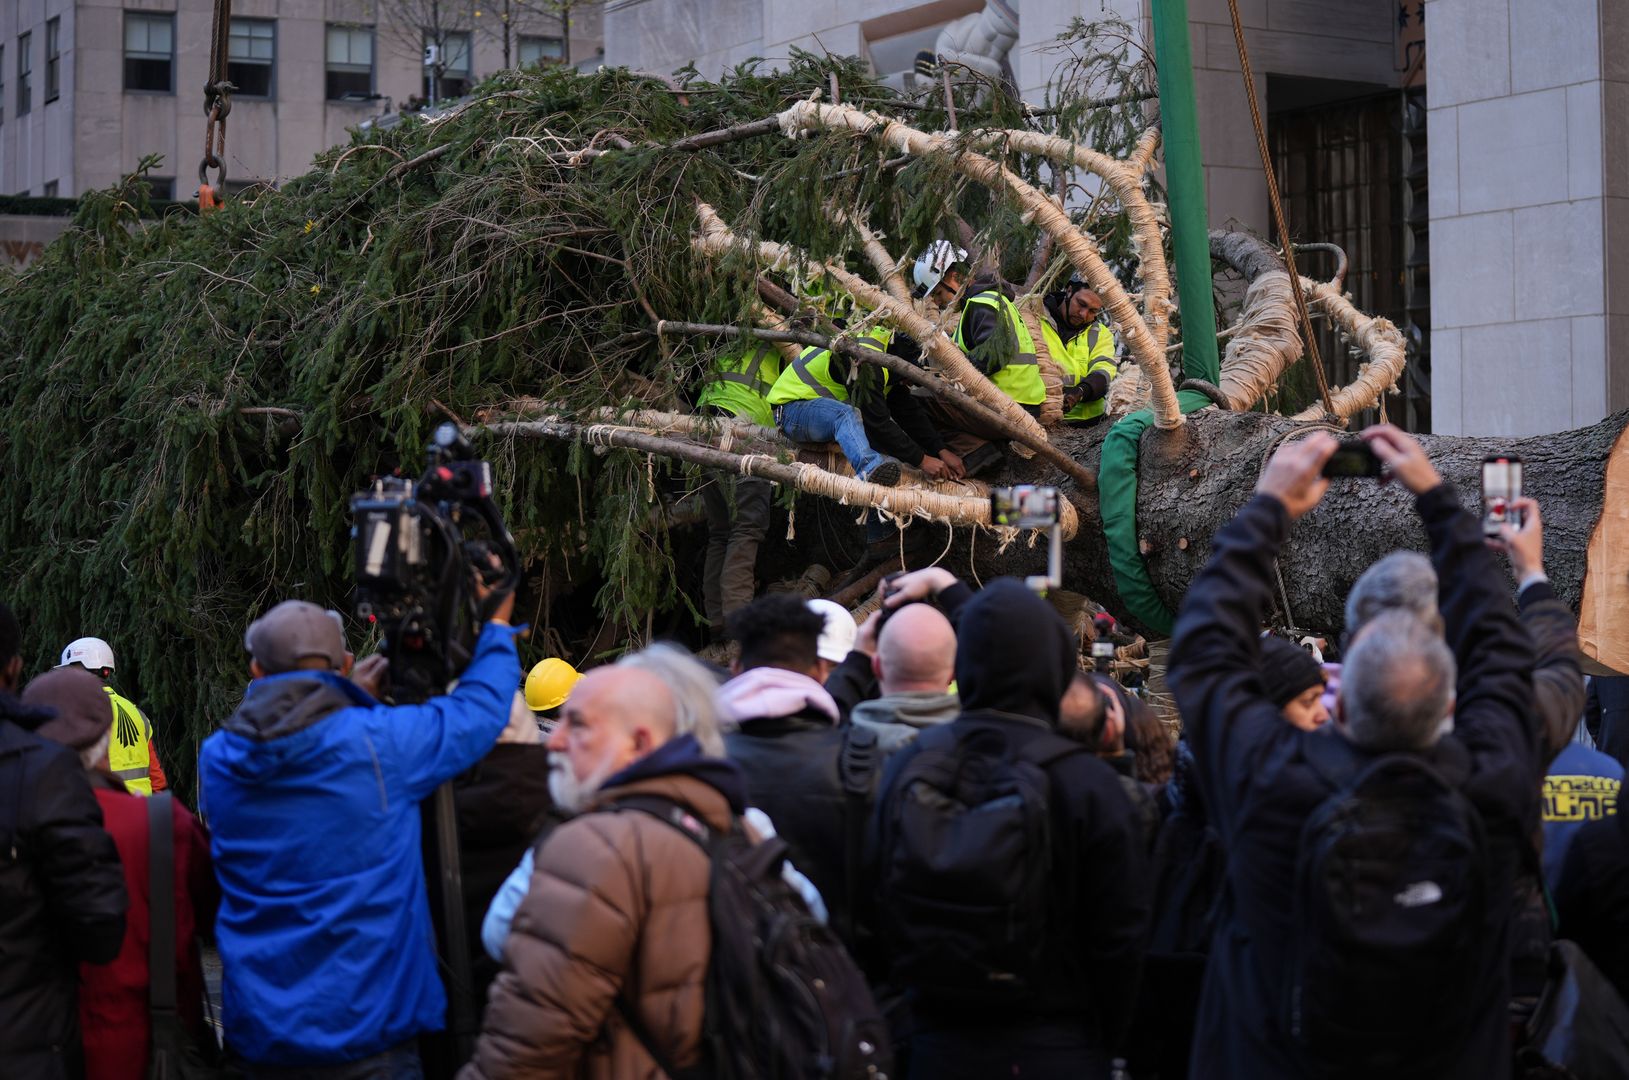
<box><xmin>80</xmin><ymin>778</ymin><xmax>217</xmax><ymax>1080</ymax></box>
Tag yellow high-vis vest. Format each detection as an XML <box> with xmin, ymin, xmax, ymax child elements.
<box><xmin>955</xmin><ymin>291</ymin><xmax>1045</xmax><ymax>406</ymax></box>
<box><xmin>104</xmin><ymin>687</ymin><xmax>153</xmax><ymax>796</ymax></box>
<box><xmin>696</xmin><ymin>342</ymin><xmax>781</xmax><ymax>427</ymax></box>
<box><xmin>766</xmin><ymin>327</ymin><xmax>892</xmax><ymax>406</ymax></box>
<box><xmin>1041</xmin><ymin>319</ymin><xmax>1119</xmax><ymax>421</ymax></box>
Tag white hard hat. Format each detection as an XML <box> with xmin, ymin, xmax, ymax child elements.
<box><xmin>912</xmin><ymin>240</ymin><xmax>969</xmax><ymax>297</ymax></box>
<box><xmin>60</xmin><ymin>636</ymin><xmax>116</xmax><ymax>673</ymax></box>
<box><xmin>806</xmin><ymin>599</ymin><xmax>858</xmax><ymax>663</ymax></box>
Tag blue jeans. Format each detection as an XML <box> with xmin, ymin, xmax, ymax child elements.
<box><xmin>777</xmin><ymin>398</ymin><xmax>890</xmax><ymax>480</ymax></box>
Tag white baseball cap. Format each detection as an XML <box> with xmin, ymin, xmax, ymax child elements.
<box><xmin>59</xmin><ymin>637</ymin><xmax>116</xmax><ymax>672</ymax></box>
<box><xmin>806</xmin><ymin>599</ymin><xmax>858</xmax><ymax>663</ymax></box>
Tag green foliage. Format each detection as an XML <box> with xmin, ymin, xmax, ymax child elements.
<box><xmin>0</xmin><ymin>24</ymin><xmax>1156</xmax><ymax>797</ymax></box>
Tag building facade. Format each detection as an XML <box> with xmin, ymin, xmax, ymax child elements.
<box><xmin>0</xmin><ymin>0</ymin><xmax>603</xmax><ymax>199</ymax></box>
<box><xmin>602</xmin><ymin>0</ymin><xmax>1629</xmax><ymax>437</ymax></box>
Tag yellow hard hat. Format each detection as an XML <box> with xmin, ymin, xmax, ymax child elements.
<box><xmin>525</xmin><ymin>657</ymin><xmax>582</xmax><ymax>712</ymax></box>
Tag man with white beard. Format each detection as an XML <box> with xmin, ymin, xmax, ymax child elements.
<box><xmin>463</xmin><ymin>663</ymin><xmax>753</xmax><ymax>1078</ymax></box>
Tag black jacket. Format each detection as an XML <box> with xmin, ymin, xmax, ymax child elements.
<box><xmin>1167</xmin><ymin>486</ymin><xmax>1537</xmax><ymax>1080</ymax></box>
<box><xmin>454</xmin><ymin>742</ymin><xmax>554</xmax><ymax>999</ymax></box>
<box><xmin>824</xmin><ymin>336</ymin><xmax>945</xmax><ymax>466</ymax></box>
<box><xmin>725</xmin><ymin>708</ymin><xmax>857</xmax><ymax>935</ymax></box>
<box><xmin>1554</xmin><ymin>797</ymin><xmax>1629</xmax><ymax>1001</ymax></box>
<box><xmin>0</xmin><ymin>697</ymin><xmax>129</xmax><ymax>1080</ymax></box>
<box><xmin>871</xmin><ymin>580</ymin><xmax>1150</xmax><ymax>1041</ymax></box>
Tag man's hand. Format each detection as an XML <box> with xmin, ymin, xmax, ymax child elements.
<box><xmin>473</xmin><ymin>550</ymin><xmax>517</xmax><ymax>626</ymax></box>
<box><xmin>350</xmin><ymin>654</ymin><xmax>390</xmax><ymax>698</ymax></box>
<box><xmin>1492</xmin><ymin>496</ymin><xmax>1544</xmax><ymax>579</ymax></box>
<box><xmin>1361</xmin><ymin>424</ymin><xmax>1443</xmax><ymax>496</ymax></box>
<box><xmin>1255</xmin><ymin>432</ymin><xmax>1338</xmax><ymax>520</ymax></box>
<box><xmin>937</xmin><ymin>449</ymin><xmax>967</xmax><ymax>480</ymax></box>
<box><xmin>853</xmin><ymin>610</ymin><xmax>882</xmax><ymax>658</ymax></box>
<box><xmin>919</xmin><ymin>455</ymin><xmax>949</xmax><ymax>480</ymax></box>
<box><xmin>882</xmin><ymin>567</ymin><xmax>958</xmax><ymax>608</ymax></box>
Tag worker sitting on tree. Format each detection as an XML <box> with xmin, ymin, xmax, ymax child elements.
<box><xmin>57</xmin><ymin>636</ymin><xmax>168</xmax><ymax>795</ymax></box>
<box><xmin>911</xmin><ymin>241</ymin><xmax>1039</xmax><ymax>474</ymax></box>
<box><xmin>695</xmin><ymin>339</ymin><xmax>782</xmax><ymax>634</ymax></box>
<box><xmin>1043</xmin><ymin>278</ymin><xmax>1119</xmax><ymax>425</ymax></box>
<box><xmin>766</xmin><ymin>300</ymin><xmax>963</xmax><ymax>489</ymax></box>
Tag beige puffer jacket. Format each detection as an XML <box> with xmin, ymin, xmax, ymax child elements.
<box><xmin>461</xmin><ymin>771</ymin><xmax>732</xmax><ymax>1080</ymax></box>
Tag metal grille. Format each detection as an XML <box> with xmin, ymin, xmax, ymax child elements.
<box><xmin>1270</xmin><ymin>89</ymin><xmax>1431</xmax><ymax>432</ymax></box>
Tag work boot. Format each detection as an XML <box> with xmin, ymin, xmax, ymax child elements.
<box><xmin>961</xmin><ymin>444</ymin><xmax>1004</xmax><ymax>478</ymax></box>
<box><xmin>866</xmin><ymin>461</ymin><xmax>903</xmax><ymax>487</ymax></box>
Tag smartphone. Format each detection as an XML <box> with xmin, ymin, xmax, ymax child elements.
<box><xmin>1482</xmin><ymin>454</ymin><xmax>1524</xmax><ymax>537</ymax></box>
<box><xmin>1322</xmin><ymin>438</ymin><xmax>1385</xmax><ymax>478</ymax></box>
<box><xmin>990</xmin><ymin>485</ymin><xmax>1061</xmax><ymax>529</ymax></box>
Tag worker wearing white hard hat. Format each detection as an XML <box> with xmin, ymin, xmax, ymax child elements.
<box><xmin>57</xmin><ymin>636</ymin><xmax>168</xmax><ymax>794</ymax></box>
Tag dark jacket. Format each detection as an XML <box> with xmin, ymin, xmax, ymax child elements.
<box><xmin>454</xmin><ymin>742</ymin><xmax>554</xmax><ymax>1002</ymax></box>
<box><xmin>824</xmin><ymin>334</ymin><xmax>945</xmax><ymax>465</ymax></box>
<box><xmin>872</xmin><ymin>579</ymin><xmax>1150</xmax><ymax>1042</ymax></box>
<box><xmin>0</xmin><ymin>695</ymin><xmax>129</xmax><ymax>1080</ymax></box>
<box><xmin>1521</xmin><ymin>579</ymin><xmax>1586</xmax><ymax>764</ymax></box>
<box><xmin>1554</xmin><ymin>792</ymin><xmax>1629</xmax><ymax>1004</ymax></box>
<box><xmin>1167</xmin><ymin>486</ymin><xmax>1537</xmax><ymax>1080</ymax></box>
<box><xmin>1586</xmin><ymin>676</ymin><xmax>1629</xmax><ymax>771</ymax></box>
<box><xmin>462</xmin><ymin>737</ymin><xmax>748</xmax><ymax>1080</ymax></box>
<box><xmin>955</xmin><ymin>274</ymin><xmax>1014</xmax><ymax>376</ymax></box>
<box><xmin>725</xmin><ymin>704</ymin><xmax>854</xmax><ymax>935</ymax></box>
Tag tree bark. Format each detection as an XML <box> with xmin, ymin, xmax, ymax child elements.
<box><xmin>952</xmin><ymin>409</ymin><xmax>1629</xmax><ymax>666</ymax></box>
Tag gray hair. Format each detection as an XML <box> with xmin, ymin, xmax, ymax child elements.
<box><xmin>1340</xmin><ymin>610</ymin><xmax>1456</xmax><ymax>752</ymax></box>
<box><xmin>1345</xmin><ymin>551</ymin><xmax>1443</xmax><ymax>641</ymax></box>
<box><xmin>616</xmin><ymin>642</ymin><xmax>726</xmax><ymax>757</ymax></box>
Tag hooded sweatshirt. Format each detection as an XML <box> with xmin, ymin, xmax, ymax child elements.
<box><xmin>954</xmin><ymin>578</ymin><xmax>1078</xmax><ymax>723</ymax></box>
<box><xmin>199</xmin><ymin>621</ymin><xmax>521</xmax><ymax>1066</ymax></box>
<box><xmin>851</xmin><ymin>691</ymin><xmax>960</xmax><ymax>754</ymax></box>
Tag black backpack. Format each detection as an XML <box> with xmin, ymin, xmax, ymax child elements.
<box><xmin>1287</xmin><ymin>736</ymin><xmax>1493</xmax><ymax>1071</ymax></box>
<box><xmin>873</xmin><ymin>719</ymin><xmax>1087</xmax><ymax>1006</ymax></box>
<box><xmin>612</xmin><ymin>794</ymin><xmax>894</xmax><ymax>1080</ymax></box>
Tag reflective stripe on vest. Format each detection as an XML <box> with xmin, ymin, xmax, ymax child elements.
<box><xmin>105</xmin><ymin>688</ymin><xmax>153</xmax><ymax>796</ymax></box>
<box><xmin>713</xmin><ymin>343</ymin><xmax>776</xmax><ymax>393</ymax></box>
<box><xmin>766</xmin><ymin>327</ymin><xmax>891</xmax><ymax>407</ymax></box>
<box><xmin>956</xmin><ymin>291</ymin><xmax>1045</xmax><ymax>405</ymax></box>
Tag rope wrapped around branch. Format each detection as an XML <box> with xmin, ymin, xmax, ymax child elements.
<box><xmin>1289</xmin><ymin>277</ymin><xmax>1408</xmax><ymax>421</ymax></box>
<box><xmin>480</xmin><ymin>418</ymin><xmax>1079</xmax><ymax>539</ymax></box>
<box><xmin>774</xmin><ymin>100</ymin><xmax>1183</xmax><ymax>429</ymax></box>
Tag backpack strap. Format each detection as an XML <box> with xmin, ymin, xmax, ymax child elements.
<box><xmin>837</xmin><ymin>724</ymin><xmax>880</xmax><ymax>944</ymax></box>
<box><xmin>148</xmin><ymin>792</ymin><xmax>177</xmax><ymax>1021</ymax></box>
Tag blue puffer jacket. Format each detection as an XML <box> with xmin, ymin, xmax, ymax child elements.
<box><xmin>199</xmin><ymin>622</ymin><xmax>521</xmax><ymax>1066</ymax></box>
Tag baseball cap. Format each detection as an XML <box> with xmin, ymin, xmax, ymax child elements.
<box><xmin>245</xmin><ymin>601</ymin><xmax>348</xmax><ymax>675</ymax></box>
<box><xmin>806</xmin><ymin>599</ymin><xmax>857</xmax><ymax>664</ymax></box>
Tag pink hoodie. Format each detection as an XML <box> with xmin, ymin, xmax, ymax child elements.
<box><xmin>715</xmin><ymin>667</ymin><xmax>840</xmax><ymax>728</ymax></box>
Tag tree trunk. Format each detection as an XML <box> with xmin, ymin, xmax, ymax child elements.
<box><xmin>931</xmin><ymin>408</ymin><xmax>1629</xmax><ymax>669</ymax></box>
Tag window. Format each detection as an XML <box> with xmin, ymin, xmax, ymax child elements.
<box><xmin>1</xmin><ymin>44</ymin><xmax>7</xmax><ymax>124</ymax></box>
<box><xmin>42</xmin><ymin>180</ymin><xmax>57</xmax><ymax>197</ymax></box>
<box><xmin>17</xmin><ymin>33</ymin><xmax>31</xmax><ymax>116</ymax></box>
<box><xmin>124</xmin><ymin>13</ymin><xmax>173</xmax><ymax>92</ymax></box>
<box><xmin>146</xmin><ymin>176</ymin><xmax>173</xmax><ymax>200</ymax></box>
<box><xmin>44</xmin><ymin>19</ymin><xmax>60</xmax><ymax>104</ymax></box>
<box><xmin>228</xmin><ymin>19</ymin><xmax>274</xmax><ymax>98</ymax></box>
<box><xmin>423</xmin><ymin>30</ymin><xmax>470</xmax><ymax>100</ymax></box>
<box><xmin>325</xmin><ymin>25</ymin><xmax>373</xmax><ymax>100</ymax></box>
<box><xmin>517</xmin><ymin>36</ymin><xmax>563</xmax><ymax>67</ymax></box>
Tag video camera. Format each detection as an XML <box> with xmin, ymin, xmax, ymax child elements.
<box><xmin>349</xmin><ymin>423</ymin><xmax>522</xmax><ymax>705</ymax></box>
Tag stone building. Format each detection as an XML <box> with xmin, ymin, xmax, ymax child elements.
<box><xmin>0</xmin><ymin>0</ymin><xmax>603</xmax><ymax>200</ymax></box>
<box><xmin>603</xmin><ymin>0</ymin><xmax>1629</xmax><ymax>437</ymax></box>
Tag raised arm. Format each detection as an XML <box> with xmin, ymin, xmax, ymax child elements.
<box><xmin>1167</xmin><ymin>433</ymin><xmax>1338</xmax><ymax>832</ymax></box>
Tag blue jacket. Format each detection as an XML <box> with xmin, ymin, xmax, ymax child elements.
<box><xmin>1168</xmin><ymin>486</ymin><xmax>1537</xmax><ymax>1080</ymax></box>
<box><xmin>199</xmin><ymin>622</ymin><xmax>521</xmax><ymax>1066</ymax></box>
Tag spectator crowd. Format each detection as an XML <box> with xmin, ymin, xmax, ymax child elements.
<box><xmin>6</xmin><ymin>424</ymin><xmax>1629</xmax><ymax>1080</ymax></box>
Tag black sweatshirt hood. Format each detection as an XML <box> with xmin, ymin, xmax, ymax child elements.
<box><xmin>954</xmin><ymin>578</ymin><xmax>1077</xmax><ymax>724</ymax></box>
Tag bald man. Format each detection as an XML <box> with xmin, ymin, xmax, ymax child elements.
<box><xmin>466</xmin><ymin>665</ymin><xmax>751</xmax><ymax>1080</ymax></box>
<box><xmin>851</xmin><ymin>603</ymin><xmax>960</xmax><ymax>754</ymax></box>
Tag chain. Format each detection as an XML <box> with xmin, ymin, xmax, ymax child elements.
<box><xmin>1225</xmin><ymin>0</ymin><xmax>1337</xmax><ymax>420</ymax></box>
<box><xmin>198</xmin><ymin>0</ymin><xmax>235</xmax><ymax>198</ymax></box>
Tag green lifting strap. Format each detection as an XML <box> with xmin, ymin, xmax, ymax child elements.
<box><xmin>1098</xmin><ymin>390</ymin><xmax>1215</xmax><ymax>635</ymax></box>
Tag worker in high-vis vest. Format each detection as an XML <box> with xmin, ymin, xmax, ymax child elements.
<box><xmin>57</xmin><ymin>636</ymin><xmax>167</xmax><ymax>794</ymax></box>
<box><xmin>767</xmin><ymin>320</ymin><xmax>964</xmax><ymax>488</ymax></box>
<box><xmin>1042</xmin><ymin>279</ymin><xmax>1119</xmax><ymax>424</ymax></box>
<box><xmin>695</xmin><ymin>341</ymin><xmax>782</xmax><ymax>632</ymax></box>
